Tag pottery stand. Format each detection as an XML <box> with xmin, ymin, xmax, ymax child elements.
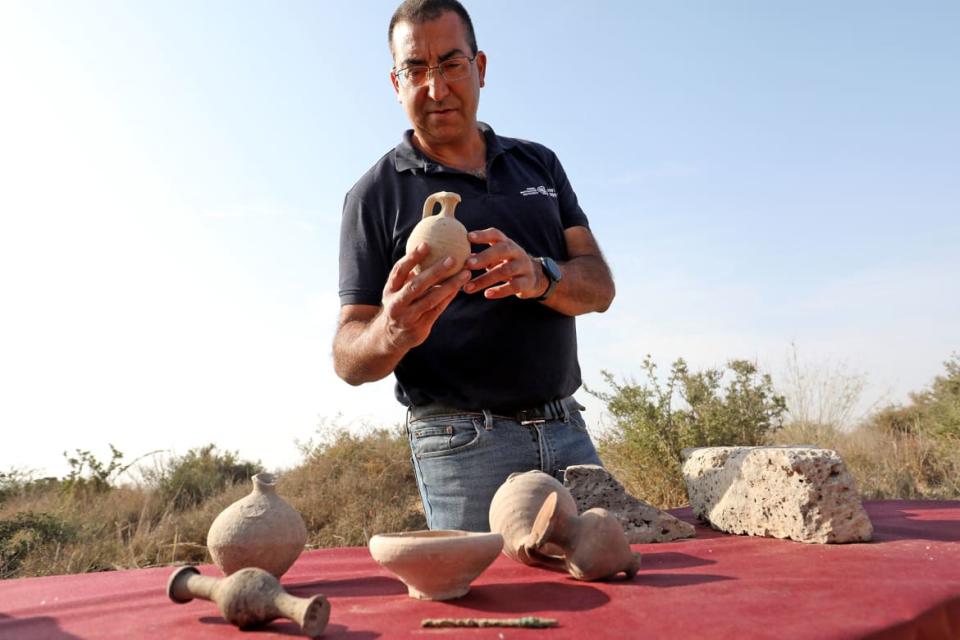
<box><xmin>167</xmin><ymin>566</ymin><xmax>330</xmax><ymax>638</ymax></box>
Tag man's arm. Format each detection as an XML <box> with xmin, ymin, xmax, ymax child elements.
<box><xmin>333</xmin><ymin>244</ymin><xmax>471</xmax><ymax>385</ymax></box>
<box><xmin>462</xmin><ymin>225</ymin><xmax>615</xmax><ymax>317</ymax></box>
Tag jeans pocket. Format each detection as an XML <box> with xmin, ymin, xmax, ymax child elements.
<box><xmin>568</xmin><ymin>409</ymin><xmax>590</xmax><ymax>434</ymax></box>
<box><xmin>408</xmin><ymin>415</ymin><xmax>482</xmax><ymax>459</ymax></box>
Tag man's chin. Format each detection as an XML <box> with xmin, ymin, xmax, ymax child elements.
<box><xmin>418</xmin><ymin>123</ymin><xmax>470</xmax><ymax>146</ymax></box>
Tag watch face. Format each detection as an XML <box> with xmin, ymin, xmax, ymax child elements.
<box><xmin>542</xmin><ymin>257</ymin><xmax>562</xmax><ymax>282</ymax></box>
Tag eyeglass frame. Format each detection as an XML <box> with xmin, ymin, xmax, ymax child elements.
<box><xmin>393</xmin><ymin>54</ymin><xmax>478</xmax><ymax>88</ymax></box>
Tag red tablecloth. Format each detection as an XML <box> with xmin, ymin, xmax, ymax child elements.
<box><xmin>1</xmin><ymin>500</ymin><xmax>958</xmax><ymax>639</ymax></box>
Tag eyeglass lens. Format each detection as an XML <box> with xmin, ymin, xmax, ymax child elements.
<box><xmin>400</xmin><ymin>57</ymin><xmax>472</xmax><ymax>87</ymax></box>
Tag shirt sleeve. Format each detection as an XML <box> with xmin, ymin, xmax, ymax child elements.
<box><xmin>550</xmin><ymin>152</ymin><xmax>590</xmax><ymax>230</ymax></box>
<box><xmin>338</xmin><ymin>191</ymin><xmax>391</xmax><ymax>306</ymax></box>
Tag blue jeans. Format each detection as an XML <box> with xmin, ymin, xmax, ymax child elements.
<box><xmin>406</xmin><ymin>402</ymin><xmax>602</xmax><ymax>532</ymax></box>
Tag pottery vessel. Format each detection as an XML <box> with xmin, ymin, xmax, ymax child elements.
<box><xmin>207</xmin><ymin>473</ymin><xmax>307</xmax><ymax>578</ymax></box>
<box><xmin>368</xmin><ymin>530</ymin><xmax>503</xmax><ymax>600</ymax></box>
<box><xmin>530</xmin><ymin>491</ymin><xmax>642</xmax><ymax>581</ymax></box>
<box><xmin>167</xmin><ymin>566</ymin><xmax>330</xmax><ymax>637</ymax></box>
<box><xmin>405</xmin><ymin>191</ymin><xmax>469</xmax><ymax>278</ymax></box>
<box><xmin>488</xmin><ymin>470</ymin><xmax>577</xmax><ymax>568</ymax></box>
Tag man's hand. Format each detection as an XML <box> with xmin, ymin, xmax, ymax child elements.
<box><xmin>380</xmin><ymin>242</ymin><xmax>471</xmax><ymax>350</ymax></box>
<box><xmin>462</xmin><ymin>225</ymin><xmax>615</xmax><ymax>317</ymax></box>
<box><xmin>462</xmin><ymin>228</ymin><xmax>547</xmax><ymax>300</ymax></box>
<box><xmin>333</xmin><ymin>242</ymin><xmax>470</xmax><ymax>385</ymax></box>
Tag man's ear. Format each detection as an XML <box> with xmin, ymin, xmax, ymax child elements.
<box><xmin>476</xmin><ymin>51</ymin><xmax>487</xmax><ymax>88</ymax></box>
<box><xmin>390</xmin><ymin>71</ymin><xmax>401</xmax><ymax>100</ymax></box>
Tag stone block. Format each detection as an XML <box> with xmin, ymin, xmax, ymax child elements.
<box><xmin>563</xmin><ymin>464</ymin><xmax>695</xmax><ymax>543</ymax></box>
<box><xmin>681</xmin><ymin>446</ymin><xmax>872</xmax><ymax>543</ymax></box>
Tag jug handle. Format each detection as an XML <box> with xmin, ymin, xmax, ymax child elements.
<box><xmin>422</xmin><ymin>191</ymin><xmax>462</xmax><ymax>219</ymax></box>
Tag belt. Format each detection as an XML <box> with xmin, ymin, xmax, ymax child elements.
<box><xmin>408</xmin><ymin>396</ymin><xmax>584</xmax><ymax>425</ymax></box>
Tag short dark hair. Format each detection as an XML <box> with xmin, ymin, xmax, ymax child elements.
<box><xmin>388</xmin><ymin>0</ymin><xmax>478</xmax><ymax>61</ymax></box>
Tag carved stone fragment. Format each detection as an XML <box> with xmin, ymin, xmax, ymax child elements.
<box><xmin>563</xmin><ymin>464</ymin><xmax>695</xmax><ymax>543</ymax></box>
<box><xmin>681</xmin><ymin>446</ymin><xmax>873</xmax><ymax>543</ymax></box>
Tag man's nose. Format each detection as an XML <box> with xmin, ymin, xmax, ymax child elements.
<box><xmin>426</xmin><ymin>70</ymin><xmax>450</xmax><ymax>101</ymax></box>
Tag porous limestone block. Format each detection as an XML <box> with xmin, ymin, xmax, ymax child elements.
<box><xmin>563</xmin><ymin>464</ymin><xmax>696</xmax><ymax>543</ymax></box>
<box><xmin>681</xmin><ymin>446</ymin><xmax>873</xmax><ymax>543</ymax></box>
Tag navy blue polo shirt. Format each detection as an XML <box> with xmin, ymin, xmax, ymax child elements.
<box><xmin>338</xmin><ymin>122</ymin><xmax>589</xmax><ymax>411</ymax></box>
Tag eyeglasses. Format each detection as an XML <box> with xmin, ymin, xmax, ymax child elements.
<box><xmin>394</xmin><ymin>55</ymin><xmax>476</xmax><ymax>88</ymax></box>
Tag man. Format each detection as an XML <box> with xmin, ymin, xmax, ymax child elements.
<box><xmin>334</xmin><ymin>0</ymin><xmax>615</xmax><ymax>532</ymax></box>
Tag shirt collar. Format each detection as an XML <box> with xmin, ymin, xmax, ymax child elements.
<box><xmin>393</xmin><ymin>121</ymin><xmax>515</xmax><ymax>173</ymax></box>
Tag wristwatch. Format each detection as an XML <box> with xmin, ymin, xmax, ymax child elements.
<box><xmin>533</xmin><ymin>256</ymin><xmax>562</xmax><ymax>301</ymax></box>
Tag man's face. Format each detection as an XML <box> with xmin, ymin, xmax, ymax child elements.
<box><xmin>390</xmin><ymin>11</ymin><xmax>486</xmax><ymax>148</ymax></box>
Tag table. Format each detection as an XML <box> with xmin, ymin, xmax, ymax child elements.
<box><xmin>1</xmin><ymin>500</ymin><xmax>958</xmax><ymax>639</ymax></box>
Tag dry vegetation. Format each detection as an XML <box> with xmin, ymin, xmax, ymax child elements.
<box><xmin>2</xmin><ymin>354</ymin><xmax>958</xmax><ymax>580</ymax></box>
<box><xmin>596</xmin><ymin>352</ymin><xmax>960</xmax><ymax>508</ymax></box>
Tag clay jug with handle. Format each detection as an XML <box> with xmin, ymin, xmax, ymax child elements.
<box><xmin>529</xmin><ymin>491</ymin><xmax>641</xmax><ymax>581</ymax></box>
<box><xmin>488</xmin><ymin>470</ymin><xmax>576</xmax><ymax>569</ymax></box>
<box><xmin>405</xmin><ymin>191</ymin><xmax>469</xmax><ymax>277</ymax></box>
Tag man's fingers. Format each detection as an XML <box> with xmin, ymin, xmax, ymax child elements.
<box><xmin>467</xmin><ymin>227</ymin><xmax>506</xmax><ymax>245</ymax></box>
<box><xmin>482</xmin><ymin>281</ymin><xmax>521</xmax><ymax>299</ymax></box>
<box><xmin>398</xmin><ymin>257</ymin><xmax>462</xmax><ymax>303</ymax></box>
<box><xmin>464</xmin><ymin>262</ymin><xmax>508</xmax><ymax>293</ymax></box>
<box><xmin>418</xmin><ymin>281</ymin><xmax>462</xmax><ymax>325</ymax></box>
<box><xmin>464</xmin><ymin>254</ymin><xmax>539</xmax><ymax>294</ymax></box>
<box><xmin>387</xmin><ymin>243</ymin><xmax>430</xmax><ymax>293</ymax></box>
<box><xmin>401</xmin><ymin>268</ymin><xmax>470</xmax><ymax>314</ymax></box>
<box><xmin>466</xmin><ymin>243</ymin><xmax>514</xmax><ymax>271</ymax></box>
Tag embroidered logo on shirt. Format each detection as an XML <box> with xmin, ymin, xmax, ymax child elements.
<box><xmin>520</xmin><ymin>186</ymin><xmax>557</xmax><ymax>198</ymax></box>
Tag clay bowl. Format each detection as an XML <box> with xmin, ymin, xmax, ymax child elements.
<box><xmin>368</xmin><ymin>530</ymin><xmax>503</xmax><ymax>600</ymax></box>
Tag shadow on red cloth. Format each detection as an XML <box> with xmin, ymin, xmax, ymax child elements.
<box><xmin>637</xmin><ymin>551</ymin><xmax>717</xmax><ymax>570</ymax></box>
<box><xmin>0</xmin><ymin>613</ymin><xmax>84</xmax><ymax>640</ymax></box>
<box><xmin>635</xmin><ymin>552</ymin><xmax>733</xmax><ymax>587</ymax></box>
<box><xmin>287</xmin><ymin>575</ymin><xmax>406</xmax><ymax>598</ymax></box>
<box><xmin>867</xmin><ymin>502</ymin><xmax>960</xmax><ymax>543</ymax></box>
<box><xmin>636</xmin><ymin>573</ymin><xmax>734</xmax><ymax>588</ymax></box>
<box><xmin>863</xmin><ymin>596</ymin><xmax>960</xmax><ymax>640</ymax></box>
<box><xmin>442</xmin><ymin>580</ymin><xmax>609</xmax><ymax>613</ymax></box>
<box><xmin>198</xmin><ymin>616</ymin><xmax>380</xmax><ymax>639</ymax></box>
<box><xmin>291</xmin><ymin>578</ymin><xmax>612</xmax><ymax>614</ymax></box>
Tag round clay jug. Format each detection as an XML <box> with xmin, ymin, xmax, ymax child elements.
<box><xmin>405</xmin><ymin>191</ymin><xmax>469</xmax><ymax>278</ymax></box>
<box><xmin>488</xmin><ymin>470</ymin><xmax>577</xmax><ymax>568</ymax></box>
<box><xmin>529</xmin><ymin>491</ymin><xmax>642</xmax><ymax>581</ymax></box>
<box><xmin>206</xmin><ymin>473</ymin><xmax>307</xmax><ymax>578</ymax></box>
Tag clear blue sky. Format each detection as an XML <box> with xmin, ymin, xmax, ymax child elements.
<box><xmin>1</xmin><ymin>1</ymin><xmax>958</xmax><ymax>476</ymax></box>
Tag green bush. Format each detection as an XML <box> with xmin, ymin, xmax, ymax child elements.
<box><xmin>60</xmin><ymin>445</ymin><xmax>129</xmax><ymax>497</ymax></box>
<box><xmin>591</xmin><ymin>356</ymin><xmax>786</xmax><ymax>508</ymax></box>
<box><xmin>151</xmin><ymin>445</ymin><xmax>262</xmax><ymax>511</ymax></box>
<box><xmin>891</xmin><ymin>354</ymin><xmax>960</xmax><ymax>440</ymax></box>
<box><xmin>0</xmin><ymin>512</ymin><xmax>74</xmax><ymax>579</ymax></box>
<box><xmin>1</xmin><ymin>469</ymin><xmax>35</xmax><ymax>505</ymax></box>
<box><xmin>843</xmin><ymin>354</ymin><xmax>960</xmax><ymax>498</ymax></box>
